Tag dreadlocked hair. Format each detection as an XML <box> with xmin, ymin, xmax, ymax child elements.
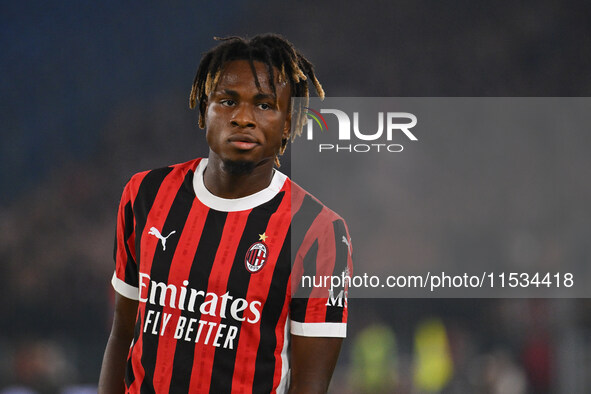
<box><xmin>189</xmin><ymin>33</ymin><xmax>325</xmax><ymax>166</ymax></box>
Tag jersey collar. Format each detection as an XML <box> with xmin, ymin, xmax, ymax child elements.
<box><xmin>193</xmin><ymin>158</ymin><xmax>287</xmax><ymax>212</ymax></box>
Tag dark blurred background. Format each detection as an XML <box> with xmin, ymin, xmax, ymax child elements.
<box><xmin>2</xmin><ymin>1</ymin><xmax>591</xmax><ymax>393</ymax></box>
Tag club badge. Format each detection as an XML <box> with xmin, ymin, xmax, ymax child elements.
<box><xmin>245</xmin><ymin>233</ymin><xmax>269</xmax><ymax>273</ymax></box>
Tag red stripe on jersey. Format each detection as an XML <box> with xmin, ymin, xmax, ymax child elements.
<box><xmin>231</xmin><ymin>182</ymin><xmax>292</xmax><ymax>391</ymax></box>
<box><xmin>126</xmin><ymin>230</ymin><xmax>136</xmax><ymax>264</ymax></box>
<box><xmin>271</xmin><ymin>295</ymin><xmax>291</xmax><ymax>390</ymax></box>
<box><xmin>188</xmin><ymin>210</ymin><xmax>251</xmax><ymax>393</ymax></box>
<box><xmin>128</xmin><ymin>168</ymin><xmax>189</xmax><ymax>393</ymax></box>
<box><xmin>152</xmin><ymin>198</ymin><xmax>210</xmax><ymax>393</ymax></box>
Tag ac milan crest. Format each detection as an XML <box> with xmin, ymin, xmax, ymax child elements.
<box><xmin>245</xmin><ymin>242</ymin><xmax>268</xmax><ymax>273</ymax></box>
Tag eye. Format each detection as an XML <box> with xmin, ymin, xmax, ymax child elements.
<box><xmin>258</xmin><ymin>103</ymin><xmax>271</xmax><ymax>110</ymax></box>
<box><xmin>220</xmin><ymin>99</ymin><xmax>236</xmax><ymax>107</ymax></box>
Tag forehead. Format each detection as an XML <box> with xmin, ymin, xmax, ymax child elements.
<box><xmin>214</xmin><ymin>59</ymin><xmax>289</xmax><ymax>95</ymax></box>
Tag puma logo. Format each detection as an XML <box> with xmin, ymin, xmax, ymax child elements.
<box><xmin>342</xmin><ymin>236</ymin><xmax>352</xmax><ymax>254</ymax></box>
<box><xmin>148</xmin><ymin>227</ymin><xmax>176</xmax><ymax>251</ymax></box>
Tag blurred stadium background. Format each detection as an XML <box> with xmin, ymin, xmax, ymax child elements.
<box><xmin>2</xmin><ymin>1</ymin><xmax>591</xmax><ymax>393</ymax></box>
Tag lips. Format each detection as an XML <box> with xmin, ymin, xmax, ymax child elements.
<box><xmin>228</xmin><ymin>134</ymin><xmax>259</xmax><ymax>150</ymax></box>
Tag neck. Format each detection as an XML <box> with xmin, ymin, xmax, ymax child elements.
<box><xmin>203</xmin><ymin>153</ymin><xmax>275</xmax><ymax>199</ymax></box>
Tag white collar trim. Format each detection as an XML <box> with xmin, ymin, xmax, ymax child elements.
<box><xmin>193</xmin><ymin>158</ymin><xmax>287</xmax><ymax>212</ymax></box>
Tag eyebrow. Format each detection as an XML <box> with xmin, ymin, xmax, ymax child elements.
<box><xmin>254</xmin><ymin>92</ymin><xmax>276</xmax><ymax>101</ymax></box>
<box><xmin>214</xmin><ymin>89</ymin><xmax>276</xmax><ymax>100</ymax></box>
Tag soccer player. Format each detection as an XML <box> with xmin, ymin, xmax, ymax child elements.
<box><xmin>98</xmin><ymin>34</ymin><xmax>352</xmax><ymax>394</ymax></box>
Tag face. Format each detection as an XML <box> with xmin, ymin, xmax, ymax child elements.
<box><xmin>204</xmin><ymin>59</ymin><xmax>291</xmax><ymax>172</ymax></box>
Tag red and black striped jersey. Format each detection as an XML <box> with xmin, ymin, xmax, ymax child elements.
<box><xmin>112</xmin><ymin>158</ymin><xmax>352</xmax><ymax>394</ymax></box>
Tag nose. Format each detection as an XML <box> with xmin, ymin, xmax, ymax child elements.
<box><xmin>231</xmin><ymin>103</ymin><xmax>256</xmax><ymax>128</ymax></box>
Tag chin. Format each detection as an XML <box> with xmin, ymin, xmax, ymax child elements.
<box><xmin>222</xmin><ymin>159</ymin><xmax>256</xmax><ymax>175</ymax></box>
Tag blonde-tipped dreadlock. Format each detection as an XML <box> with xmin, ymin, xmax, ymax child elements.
<box><xmin>189</xmin><ymin>34</ymin><xmax>325</xmax><ymax>167</ymax></box>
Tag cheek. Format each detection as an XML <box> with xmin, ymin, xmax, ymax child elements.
<box><xmin>262</xmin><ymin>113</ymin><xmax>288</xmax><ymax>133</ymax></box>
<box><xmin>264</xmin><ymin>125</ymin><xmax>285</xmax><ymax>147</ymax></box>
<box><xmin>204</xmin><ymin>116</ymin><xmax>221</xmax><ymax>147</ymax></box>
<box><xmin>204</xmin><ymin>106</ymin><xmax>216</xmax><ymax>129</ymax></box>
<box><xmin>204</xmin><ymin>107</ymin><xmax>225</xmax><ymax>135</ymax></box>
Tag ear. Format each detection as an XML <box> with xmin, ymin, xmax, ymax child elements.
<box><xmin>282</xmin><ymin>109</ymin><xmax>292</xmax><ymax>141</ymax></box>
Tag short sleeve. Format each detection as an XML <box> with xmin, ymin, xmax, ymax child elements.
<box><xmin>290</xmin><ymin>214</ymin><xmax>353</xmax><ymax>338</ymax></box>
<box><xmin>111</xmin><ymin>180</ymin><xmax>140</xmax><ymax>300</ymax></box>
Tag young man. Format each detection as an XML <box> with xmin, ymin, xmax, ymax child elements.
<box><xmin>99</xmin><ymin>34</ymin><xmax>352</xmax><ymax>394</ymax></box>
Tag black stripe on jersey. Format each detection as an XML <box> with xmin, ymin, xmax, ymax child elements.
<box><xmin>169</xmin><ymin>209</ymin><xmax>228</xmax><ymax>393</ymax></box>
<box><xmin>133</xmin><ymin>166</ymin><xmax>174</xmax><ymax>277</ymax></box>
<box><xmin>140</xmin><ymin>171</ymin><xmax>195</xmax><ymax>394</ymax></box>
<box><xmin>290</xmin><ymin>194</ymin><xmax>324</xmax><ymax>267</ymax></box>
<box><xmin>325</xmin><ymin>219</ymin><xmax>348</xmax><ymax>322</ymax></box>
<box><xmin>290</xmin><ymin>239</ymin><xmax>319</xmax><ymax>322</ymax></box>
<box><xmin>289</xmin><ymin>193</ymin><xmax>324</xmax><ymax>310</ymax></box>
<box><xmin>122</xmin><ymin>201</ymin><xmax>138</xmax><ymax>286</ymax></box>
<box><xmin>125</xmin><ymin>317</ymin><xmax>143</xmax><ymax>388</ymax></box>
<box><xmin>208</xmin><ymin>192</ymin><xmax>285</xmax><ymax>394</ymax></box>
<box><xmin>251</xmin><ymin>227</ymin><xmax>293</xmax><ymax>394</ymax></box>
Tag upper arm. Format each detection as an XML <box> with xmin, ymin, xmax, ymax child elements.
<box><xmin>289</xmin><ymin>335</ymin><xmax>343</xmax><ymax>394</ymax></box>
<box><xmin>111</xmin><ymin>293</ymin><xmax>139</xmax><ymax>340</ymax></box>
<box><xmin>98</xmin><ymin>293</ymin><xmax>138</xmax><ymax>394</ymax></box>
